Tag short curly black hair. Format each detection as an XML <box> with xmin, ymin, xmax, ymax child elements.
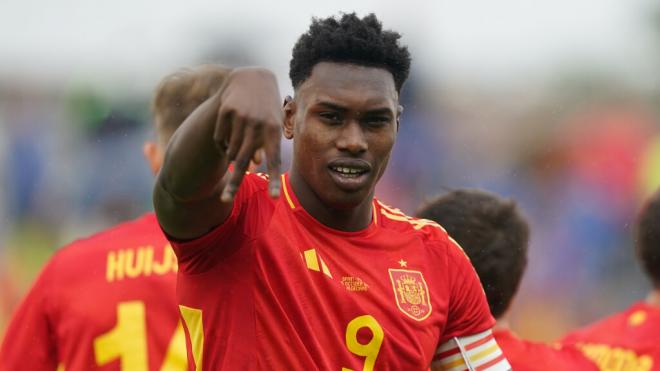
<box><xmin>290</xmin><ymin>13</ymin><xmax>411</xmax><ymax>93</ymax></box>
<box><xmin>637</xmin><ymin>189</ymin><xmax>660</xmax><ymax>288</ymax></box>
<box><xmin>416</xmin><ymin>189</ymin><xmax>530</xmax><ymax>319</ymax></box>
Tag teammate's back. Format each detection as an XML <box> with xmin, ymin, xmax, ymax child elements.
<box><xmin>562</xmin><ymin>302</ymin><xmax>660</xmax><ymax>370</ymax></box>
<box><xmin>0</xmin><ymin>214</ymin><xmax>184</xmax><ymax>370</ymax></box>
<box><xmin>561</xmin><ymin>189</ymin><xmax>660</xmax><ymax>371</ymax></box>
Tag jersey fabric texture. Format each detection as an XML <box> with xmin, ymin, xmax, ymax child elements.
<box><xmin>561</xmin><ymin>302</ymin><xmax>660</xmax><ymax>371</ymax></box>
<box><xmin>492</xmin><ymin>329</ymin><xmax>596</xmax><ymax>371</ymax></box>
<box><xmin>0</xmin><ymin>213</ymin><xmax>186</xmax><ymax>371</ymax></box>
<box><xmin>171</xmin><ymin>173</ymin><xmax>495</xmax><ymax>370</ymax></box>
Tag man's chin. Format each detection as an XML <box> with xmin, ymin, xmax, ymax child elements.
<box><xmin>322</xmin><ymin>188</ymin><xmax>373</xmax><ymax>211</ymax></box>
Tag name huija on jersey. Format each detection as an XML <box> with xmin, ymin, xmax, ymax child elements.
<box><xmin>106</xmin><ymin>244</ymin><xmax>178</xmax><ymax>282</ymax></box>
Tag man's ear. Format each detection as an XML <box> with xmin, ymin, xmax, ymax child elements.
<box><xmin>143</xmin><ymin>141</ymin><xmax>163</xmax><ymax>175</ymax></box>
<box><xmin>396</xmin><ymin>104</ymin><xmax>404</xmax><ymax>132</ymax></box>
<box><xmin>283</xmin><ymin>95</ymin><xmax>295</xmax><ymax>140</ymax></box>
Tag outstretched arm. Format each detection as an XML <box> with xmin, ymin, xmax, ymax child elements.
<box><xmin>154</xmin><ymin>67</ymin><xmax>282</xmax><ymax>240</ymax></box>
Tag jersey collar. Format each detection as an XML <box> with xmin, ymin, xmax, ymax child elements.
<box><xmin>280</xmin><ymin>172</ymin><xmax>380</xmax><ymax>232</ymax></box>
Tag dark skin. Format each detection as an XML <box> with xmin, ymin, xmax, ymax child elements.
<box><xmin>154</xmin><ymin>63</ymin><xmax>401</xmax><ymax>239</ymax></box>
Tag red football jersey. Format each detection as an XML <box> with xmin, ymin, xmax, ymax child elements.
<box><xmin>172</xmin><ymin>173</ymin><xmax>496</xmax><ymax>370</ymax></box>
<box><xmin>492</xmin><ymin>329</ymin><xmax>597</xmax><ymax>371</ymax></box>
<box><xmin>0</xmin><ymin>213</ymin><xmax>186</xmax><ymax>371</ymax></box>
<box><xmin>561</xmin><ymin>302</ymin><xmax>660</xmax><ymax>371</ymax></box>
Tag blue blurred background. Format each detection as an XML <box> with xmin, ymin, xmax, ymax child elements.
<box><xmin>2</xmin><ymin>0</ymin><xmax>660</xmax><ymax>342</ymax></box>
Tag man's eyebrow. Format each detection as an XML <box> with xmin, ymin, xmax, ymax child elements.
<box><xmin>362</xmin><ymin>108</ymin><xmax>394</xmax><ymax>116</ymax></box>
<box><xmin>315</xmin><ymin>102</ymin><xmax>393</xmax><ymax>115</ymax></box>
<box><xmin>315</xmin><ymin>101</ymin><xmax>348</xmax><ymax>112</ymax></box>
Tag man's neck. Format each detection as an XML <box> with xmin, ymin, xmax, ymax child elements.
<box><xmin>493</xmin><ymin>309</ymin><xmax>511</xmax><ymax>332</ymax></box>
<box><xmin>646</xmin><ymin>289</ymin><xmax>660</xmax><ymax>307</ymax></box>
<box><xmin>288</xmin><ymin>169</ymin><xmax>374</xmax><ymax>232</ymax></box>
<box><xmin>494</xmin><ymin>318</ymin><xmax>510</xmax><ymax>332</ymax></box>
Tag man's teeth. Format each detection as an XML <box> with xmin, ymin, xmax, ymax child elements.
<box><xmin>331</xmin><ymin>166</ymin><xmax>364</xmax><ymax>175</ymax></box>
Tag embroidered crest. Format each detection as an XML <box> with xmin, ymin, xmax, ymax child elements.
<box><xmin>388</xmin><ymin>269</ymin><xmax>432</xmax><ymax>321</ymax></box>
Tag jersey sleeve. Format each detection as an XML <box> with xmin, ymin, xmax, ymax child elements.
<box><xmin>168</xmin><ymin>173</ymin><xmax>272</xmax><ymax>275</ymax></box>
<box><xmin>0</xmin><ymin>257</ymin><xmax>59</xmax><ymax>371</ymax></box>
<box><xmin>441</xmin><ymin>238</ymin><xmax>495</xmax><ymax>342</ymax></box>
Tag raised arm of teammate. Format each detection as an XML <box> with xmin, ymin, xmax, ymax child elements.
<box><xmin>154</xmin><ymin>67</ymin><xmax>283</xmax><ymax>240</ymax></box>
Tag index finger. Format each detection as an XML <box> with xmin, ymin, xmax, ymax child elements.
<box><xmin>220</xmin><ymin>130</ymin><xmax>256</xmax><ymax>203</ymax></box>
<box><xmin>264</xmin><ymin>124</ymin><xmax>282</xmax><ymax>198</ymax></box>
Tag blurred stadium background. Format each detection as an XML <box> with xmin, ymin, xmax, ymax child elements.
<box><xmin>2</xmin><ymin>0</ymin><xmax>660</xmax><ymax>342</ymax></box>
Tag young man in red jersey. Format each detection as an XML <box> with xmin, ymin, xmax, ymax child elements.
<box><xmin>560</xmin><ymin>189</ymin><xmax>660</xmax><ymax>370</ymax></box>
<box><xmin>154</xmin><ymin>13</ymin><xmax>510</xmax><ymax>370</ymax></box>
<box><xmin>416</xmin><ymin>189</ymin><xmax>597</xmax><ymax>371</ymax></box>
<box><xmin>0</xmin><ymin>65</ymin><xmax>231</xmax><ymax>371</ymax></box>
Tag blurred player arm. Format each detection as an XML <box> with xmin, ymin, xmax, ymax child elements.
<box><xmin>0</xmin><ymin>260</ymin><xmax>59</xmax><ymax>370</ymax></box>
<box><xmin>154</xmin><ymin>67</ymin><xmax>283</xmax><ymax>240</ymax></box>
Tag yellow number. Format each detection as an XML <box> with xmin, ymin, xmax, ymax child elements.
<box><xmin>160</xmin><ymin>322</ymin><xmax>188</xmax><ymax>371</ymax></box>
<box><xmin>342</xmin><ymin>315</ymin><xmax>384</xmax><ymax>371</ymax></box>
<box><xmin>94</xmin><ymin>301</ymin><xmax>148</xmax><ymax>370</ymax></box>
<box><xmin>93</xmin><ymin>301</ymin><xmax>187</xmax><ymax>370</ymax></box>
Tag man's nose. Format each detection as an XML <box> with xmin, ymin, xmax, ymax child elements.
<box><xmin>336</xmin><ymin>121</ymin><xmax>368</xmax><ymax>154</ymax></box>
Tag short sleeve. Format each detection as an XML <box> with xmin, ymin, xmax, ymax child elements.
<box><xmin>441</xmin><ymin>238</ymin><xmax>495</xmax><ymax>342</ymax></box>
<box><xmin>0</xmin><ymin>259</ymin><xmax>59</xmax><ymax>370</ymax></box>
<box><xmin>168</xmin><ymin>173</ymin><xmax>273</xmax><ymax>275</ymax></box>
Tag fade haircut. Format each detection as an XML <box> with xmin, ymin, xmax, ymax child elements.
<box><xmin>289</xmin><ymin>12</ymin><xmax>411</xmax><ymax>93</ymax></box>
<box><xmin>416</xmin><ymin>189</ymin><xmax>530</xmax><ymax>318</ymax></box>
<box><xmin>151</xmin><ymin>64</ymin><xmax>232</xmax><ymax>146</ymax></box>
<box><xmin>636</xmin><ymin>189</ymin><xmax>660</xmax><ymax>288</ymax></box>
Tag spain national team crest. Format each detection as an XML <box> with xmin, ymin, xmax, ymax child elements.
<box><xmin>388</xmin><ymin>269</ymin><xmax>432</xmax><ymax>321</ymax></box>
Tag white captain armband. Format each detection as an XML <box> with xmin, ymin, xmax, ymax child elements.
<box><xmin>431</xmin><ymin>329</ymin><xmax>511</xmax><ymax>371</ymax></box>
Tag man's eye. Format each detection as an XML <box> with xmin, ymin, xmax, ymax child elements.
<box><xmin>365</xmin><ymin>117</ymin><xmax>390</xmax><ymax>127</ymax></box>
<box><xmin>319</xmin><ymin>112</ymin><xmax>342</xmax><ymax>123</ymax></box>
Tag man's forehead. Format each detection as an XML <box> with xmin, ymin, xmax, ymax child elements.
<box><xmin>298</xmin><ymin>62</ymin><xmax>398</xmax><ymax>105</ymax></box>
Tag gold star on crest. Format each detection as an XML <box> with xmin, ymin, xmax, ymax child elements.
<box><xmin>398</xmin><ymin>259</ymin><xmax>407</xmax><ymax>268</ymax></box>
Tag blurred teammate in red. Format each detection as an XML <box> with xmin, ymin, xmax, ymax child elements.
<box><xmin>154</xmin><ymin>13</ymin><xmax>510</xmax><ymax>371</ymax></box>
<box><xmin>417</xmin><ymin>189</ymin><xmax>597</xmax><ymax>371</ymax></box>
<box><xmin>0</xmin><ymin>65</ymin><xmax>231</xmax><ymax>371</ymax></box>
<box><xmin>560</xmin><ymin>189</ymin><xmax>660</xmax><ymax>370</ymax></box>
